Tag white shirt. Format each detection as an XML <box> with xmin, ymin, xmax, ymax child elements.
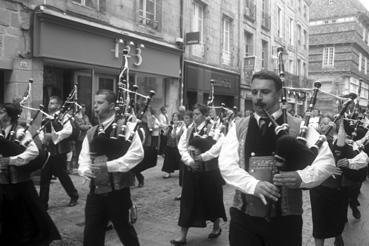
<box><xmin>3</xmin><ymin>125</ymin><xmax>39</xmax><ymax>166</ymax></box>
<box><xmin>78</xmin><ymin>114</ymin><xmax>144</xmax><ymax>177</ymax></box>
<box><xmin>218</xmin><ymin>115</ymin><xmax>335</xmax><ymax>196</ymax></box>
<box><xmin>347</xmin><ymin>151</ymin><xmax>369</xmax><ymax>170</ymax></box>
<box><xmin>39</xmin><ymin>112</ymin><xmax>73</xmax><ymax>145</ymax></box>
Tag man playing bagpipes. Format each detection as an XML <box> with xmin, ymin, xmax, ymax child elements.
<box><xmin>171</xmin><ymin>104</ymin><xmax>227</xmax><ymax>245</ymax></box>
<box><xmin>39</xmin><ymin>95</ymin><xmax>79</xmax><ymax>210</ymax></box>
<box><xmin>218</xmin><ymin>70</ymin><xmax>336</xmax><ymax>246</ymax></box>
<box><xmin>0</xmin><ymin>102</ymin><xmax>60</xmax><ymax>246</ymax></box>
<box><xmin>78</xmin><ymin>89</ymin><xmax>144</xmax><ymax>246</ymax></box>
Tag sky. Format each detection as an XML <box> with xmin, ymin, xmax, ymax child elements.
<box><xmin>360</xmin><ymin>0</ymin><xmax>369</xmax><ymax>11</ymax></box>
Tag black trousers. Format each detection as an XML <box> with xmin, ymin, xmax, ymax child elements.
<box><xmin>39</xmin><ymin>153</ymin><xmax>78</xmax><ymax>206</ymax></box>
<box><xmin>348</xmin><ymin>182</ymin><xmax>362</xmax><ymax>208</ymax></box>
<box><xmin>229</xmin><ymin>207</ymin><xmax>302</xmax><ymax>246</ymax></box>
<box><xmin>83</xmin><ymin>188</ymin><xmax>139</xmax><ymax>246</ymax></box>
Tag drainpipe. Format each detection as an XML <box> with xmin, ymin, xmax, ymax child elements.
<box><xmin>179</xmin><ymin>0</ymin><xmax>185</xmax><ymax>107</ymax></box>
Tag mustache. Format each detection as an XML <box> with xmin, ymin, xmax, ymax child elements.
<box><xmin>255</xmin><ymin>101</ymin><xmax>266</xmax><ymax>107</ymax></box>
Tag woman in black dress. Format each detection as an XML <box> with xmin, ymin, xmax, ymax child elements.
<box><xmin>0</xmin><ymin>103</ymin><xmax>60</xmax><ymax>246</ymax></box>
<box><xmin>171</xmin><ymin>104</ymin><xmax>226</xmax><ymax>245</ymax></box>
<box><xmin>162</xmin><ymin>112</ymin><xmax>185</xmax><ymax>178</ymax></box>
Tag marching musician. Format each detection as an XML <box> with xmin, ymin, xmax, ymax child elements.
<box><xmin>218</xmin><ymin>70</ymin><xmax>335</xmax><ymax>246</ymax></box>
<box><xmin>161</xmin><ymin>112</ymin><xmax>184</xmax><ymax>178</ymax></box>
<box><xmin>310</xmin><ymin>116</ymin><xmax>368</xmax><ymax>246</ymax></box>
<box><xmin>171</xmin><ymin>104</ymin><xmax>227</xmax><ymax>245</ymax></box>
<box><xmin>78</xmin><ymin>89</ymin><xmax>144</xmax><ymax>246</ymax></box>
<box><xmin>0</xmin><ymin>102</ymin><xmax>60</xmax><ymax>245</ymax></box>
<box><xmin>39</xmin><ymin>96</ymin><xmax>79</xmax><ymax>210</ymax></box>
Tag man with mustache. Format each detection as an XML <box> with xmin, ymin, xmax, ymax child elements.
<box><xmin>218</xmin><ymin>70</ymin><xmax>335</xmax><ymax>246</ymax></box>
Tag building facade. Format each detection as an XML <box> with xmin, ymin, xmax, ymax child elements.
<box><xmin>309</xmin><ymin>0</ymin><xmax>369</xmax><ymax>113</ymax></box>
<box><xmin>182</xmin><ymin>0</ymin><xmax>241</xmax><ymax>110</ymax></box>
<box><xmin>0</xmin><ymin>0</ymin><xmax>183</xmax><ymax>120</ymax></box>
<box><xmin>241</xmin><ymin>0</ymin><xmax>311</xmax><ymax>115</ymax></box>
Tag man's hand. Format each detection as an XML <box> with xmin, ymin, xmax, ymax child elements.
<box><xmin>273</xmin><ymin>171</ymin><xmax>302</xmax><ymax>188</ymax></box>
<box><xmin>336</xmin><ymin>158</ymin><xmax>349</xmax><ymax>168</ymax></box>
<box><xmin>193</xmin><ymin>154</ymin><xmax>203</xmax><ymax>162</ymax></box>
<box><xmin>83</xmin><ymin>169</ymin><xmax>96</xmax><ymax>179</ymax></box>
<box><xmin>254</xmin><ymin>181</ymin><xmax>280</xmax><ymax>205</ymax></box>
<box><xmin>0</xmin><ymin>157</ymin><xmax>10</xmax><ymax>170</ymax></box>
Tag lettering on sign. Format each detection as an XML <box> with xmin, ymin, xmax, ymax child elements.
<box><xmin>19</xmin><ymin>60</ymin><xmax>30</xmax><ymax>70</ymax></box>
<box><xmin>213</xmin><ymin>80</ymin><xmax>231</xmax><ymax>88</ymax></box>
<box><xmin>112</xmin><ymin>38</ymin><xmax>144</xmax><ymax>67</ymax></box>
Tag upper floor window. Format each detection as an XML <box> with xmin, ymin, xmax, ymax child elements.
<box><xmin>261</xmin><ymin>40</ymin><xmax>268</xmax><ymax>69</ymax></box>
<box><xmin>245</xmin><ymin>31</ymin><xmax>254</xmax><ymax>56</ymax></box>
<box><xmin>289</xmin><ymin>18</ymin><xmax>294</xmax><ymax>45</ymax></box>
<box><xmin>359</xmin><ymin>53</ymin><xmax>362</xmax><ymax>71</ymax></box>
<box><xmin>277</xmin><ymin>7</ymin><xmax>283</xmax><ymax>38</ymax></box>
<box><xmin>138</xmin><ymin>0</ymin><xmax>159</xmax><ymax>29</ymax></box>
<box><xmin>322</xmin><ymin>47</ymin><xmax>335</xmax><ymax>67</ymax></box>
<box><xmin>222</xmin><ymin>17</ymin><xmax>232</xmax><ymax>65</ymax></box>
<box><xmin>297</xmin><ymin>24</ymin><xmax>301</xmax><ymax>45</ymax></box>
<box><xmin>72</xmin><ymin>0</ymin><xmax>98</xmax><ymax>9</ymax></box>
<box><xmin>191</xmin><ymin>1</ymin><xmax>205</xmax><ymax>57</ymax></box>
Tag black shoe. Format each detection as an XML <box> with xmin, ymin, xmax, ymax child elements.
<box><xmin>352</xmin><ymin>206</ymin><xmax>361</xmax><ymax>219</ymax></box>
<box><xmin>170</xmin><ymin>239</ymin><xmax>186</xmax><ymax>245</ymax></box>
<box><xmin>137</xmin><ymin>181</ymin><xmax>144</xmax><ymax>188</ymax></box>
<box><xmin>334</xmin><ymin>236</ymin><xmax>344</xmax><ymax>246</ymax></box>
<box><xmin>68</xmin><ymin>196</ymin><xmax>78</xmax><ymax>207</ymax></box>
<box><xmin>106</xmin><ymin>223</ymin><xmax>113</xmax><ymax>231</ymax></box>
<box><xmin>208</xmin><ymin>228</ymin><xmax>222</xmax><ymax>239</ymax></box>
<box><xmin>42</xmin><ymin>203</ymin><xmax>49</xmax><ymax>211</ymax></box>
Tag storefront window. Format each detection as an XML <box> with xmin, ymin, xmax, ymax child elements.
<box><xmin>98</xmin><ymin>77</ymin><xmax>114</xmax><ymax>91</ymax></box>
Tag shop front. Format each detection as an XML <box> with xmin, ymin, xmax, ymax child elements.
<box><xmin>184</xmin><ymin>61</ymin><xmax>240</xmax><ymax>110</ymax></box>
<box><xmin>33</xmin><ymin>6</ymin><xmax>182</xmax><ymax>120</ymax></box>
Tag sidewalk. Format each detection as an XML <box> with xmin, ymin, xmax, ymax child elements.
<box><xmin>45</xmin><ymin>157</ymin><xmax>369</xmax><ymax>246</ymax></box>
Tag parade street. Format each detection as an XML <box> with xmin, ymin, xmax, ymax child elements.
<box><xmin>43</xmin><ymin>156</ymin><xmax>369</xmax><ymax>246</ymax></box>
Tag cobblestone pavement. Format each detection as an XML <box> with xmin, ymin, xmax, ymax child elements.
<box><xmin>41</xmin><ymin>156</ymin><xmax>369</xmax><ymax>246</ymax></box>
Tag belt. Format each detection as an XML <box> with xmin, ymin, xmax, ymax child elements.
<box><xmin>186</xmin><ymin>161</ymin><xmax>219</xmax><ymax>173</ymax></box>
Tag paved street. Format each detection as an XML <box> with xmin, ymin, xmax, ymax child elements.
<box><xmin>41</xmin><ymin>156</ymin><xmax>369</xmax><ymax>246</ymax></box>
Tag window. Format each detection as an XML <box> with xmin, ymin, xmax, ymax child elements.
<box><xmin>277</xmin><ymin>7</ymin><xmax>282</xmax><ymax>38</ymax></box>
<box><xmin>72</xmin><ymin>0</ymin><xmax>97</xmax><ymax>9</ymax></box>
<box><xmin>245</xmin><ymin>31</ymin><xmax>253</xmax><ymax>56</ymax></box>
<box><xmin>297</xmin><ymin>59</ymin><xmax>301</xmax><ymax>76</ymax></box>
<box><xmin>363</xmin><ymin>27</ymin><xmax>367</xmax><ymax>42</ymax></box>
<box><xmin>359</xmin><ymin>53</ymin><xmax>362</xmax><ymax>71</ymax></box>
<box><xmin>289</xmin><ymin>59</ymin><xmax>294</xmax><ymax>73</ymax></box>
<box><xmin>138</xmin><ymin>0</ymin><xmax>159</xmax><ymax>29</ymax></box>
<box><xmin>289</xmin><ymin>18</ymin><xmax>294</xmax><ymax>45</ymax></box>
<box><xmin>297</xmin><ymin>24</ymin><xmax>301</xmax><ymax>45</ymax></box>
<box><xmin>262</xmin><ymin>40</ymin><xmax>268</xmax><ymax>69</ymax></box>
<box><xmin>304</xmin><ymin>5</ymin><xmax>307</xmax><ymax>19</ymax></box>
<box><xmin>365</xmin><ymin>57</ymin><xmax>368</xmax><ymax>75</ymax></box>
<box><xmin>322</xmin><ymin>47</ymin><xmax>335</xmax><ymax>67</ymax></box>
<box><xmin>303</xmin><ymin>29</ymin><xmax>308</xmax><ymax>48</ymax></box>
<box><xmin>222</xmin><ymin>17</ymin><xmax>232</xmax><ymax>65</ymax></box>
<box><xmin>191</xmin><ymin>1</ymin><xmax>205</xmax><ymax>57</ymax></box>
<box><xmin>362</xmin><ymin>54</ymin><xmax>365</xmax><ymax>72</ymax></box>
<box><xmin>302</xmin><ymin>62</ymin><xmax>307</xmax><ymax>77</ymax></box>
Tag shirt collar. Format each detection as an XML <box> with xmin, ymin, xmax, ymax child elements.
<box><xmin>100</xmin><ymin>114</ymin><xmax>115</xmax><ymax>130</ymax></box>
<box><xmin>254</xmin><ymin>109</ymin><xmax>282</xmax><ymax>125</ymax></box>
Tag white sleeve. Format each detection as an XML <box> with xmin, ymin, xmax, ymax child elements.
<box><xmin>9</xmin><ymin>129</ymin><xmax>39</xmax><ymax>166</ymax></box>
<box><xmin>177</xmin><ymin>128</ymin><xmax>193</xmax><ymax>166</ymax></box>
<box><xmin>51</xmin><ymin>117</ymin><xmax>73</xmax><ymax>144</ymax></box>
<box><xmin>348</xmin><ymin>151</ymin><xmax>369</xmax><ymax>170</ymax></box>
<box><xmin>297</xmin><ymin>126</ymin><xmax>336</xmax><ymax>189</ymax></box>
<box><xmin>200</xmin><ymin>135</ymin><xmax>224</xmax><ymax>161</ymax></box>
<box><xmin>218</xmin><ymin>124</ymin><xmax>259</xmax><ymax>195</ymax></box>
<box><xmin>106</xmin><ymin>132</ymin><xmax>144</xmax><ymax>172</ymax></box>
<box><xmin>78</xmin><ymin>136</ymin><xmax>92</xmax><ymax>177</ymax></box>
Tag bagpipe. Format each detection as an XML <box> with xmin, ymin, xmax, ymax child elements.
<box><xmin>0</xmin><ymin>79</ymin><xmax>50</xmax><ymax>175</ymax></box>
<box><xmin>92</xmin><ymin>41</ymin><xmax>155</xmax><ymax>161</ymax></box>
<box><xmin>188</xmin><ymin>80</ymin><xmax>217</xmax><ymax>155</ymax></box>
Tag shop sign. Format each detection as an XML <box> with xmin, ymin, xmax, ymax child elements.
<box><xmin>112</xmin><ymin>38</ymin><xmax>144</xmax><ymax>66</ymax></box>
<box><xmin>213</xmin><ymin>79</ymin><xmax>231</xmax><ymax>88</ymax></box>
<box><xmin>185</xmin><ymin>32</ymin><xmax>200</xmax><ymax>45</ymax></box>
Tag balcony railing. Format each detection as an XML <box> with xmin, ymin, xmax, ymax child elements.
<box><xmin>244</xmin><ymin>3</ymin><xmax>256</xmax><ymax>22</ymax></box>
<box><xmin>261</xmin><ymin>11</ymin><xmax>271</xmax><ymax>31</ymax></box>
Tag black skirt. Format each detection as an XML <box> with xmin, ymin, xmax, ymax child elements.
<box><xmin>310</xmin><ymin>185</ymin><xmax>349</xmax><ymax>239</ymax></box>
<box><xmin>178</xmin><ymin>167</ymin><xmax>227</xmax><ymax>228</ymax></box>
<box><xmin>0</xmin><ymin>180</ymin><xmax>61</xmax><ymax>245</ymax></box>
<box><xmin>162</xmin><ymin>146</ymin><xmax>181</xmax><ymax>173</ymax></box>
